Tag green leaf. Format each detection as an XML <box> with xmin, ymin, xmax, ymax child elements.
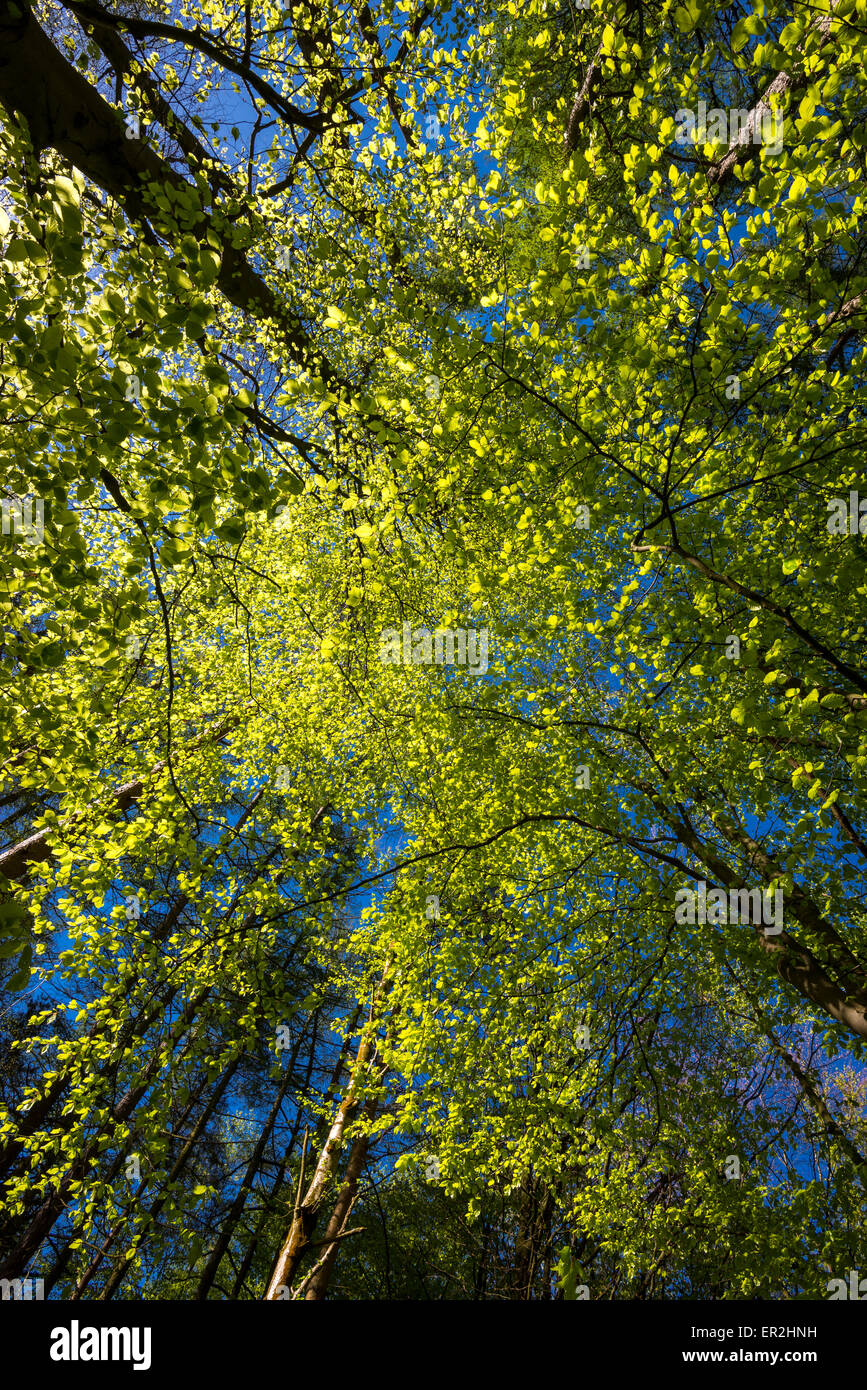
<box><xmin>4</xmin><ymin>945</ymin><xmax>32</xmax><ymax>993</ymax></box>
<box><xmin>5</xmin><ymin>238</ymin><xmax>46</xmax><ymax>263</ymax></box>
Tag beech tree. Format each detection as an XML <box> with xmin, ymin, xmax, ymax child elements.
<box><xmin>0</xmin><ymin>0</ymin><xmax>865</xmax><ymax>1301</ymax></box>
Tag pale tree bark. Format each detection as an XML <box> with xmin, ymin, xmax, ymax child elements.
<box><xmin>256</xmin><ymin>1005</ymin><xmax>361</xmax><ymax>1297</ymax></box>
<box><xmin>301</xmin><ymin>1098</ymin><xmax>377</xmax><ymax>1300</ymax></box>
<box><xmin>563</xmin><ymin>42</ymin><xmax>603</xmax><ymax>158</ymax></box>
<box><xmin>263</xmin><ymin>973</ymin><xmax>390</xmax><ymax>1299</ymax></box>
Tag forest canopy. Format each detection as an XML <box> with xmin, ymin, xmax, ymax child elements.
<box><xmin>0</xmin><ymin>0</ymin><xmax>866</xmax><ymax>1303</ymax></box>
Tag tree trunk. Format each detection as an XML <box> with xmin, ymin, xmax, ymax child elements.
<box><xmin>263</xmin><ymin>980</ymin><xmax>389</xmax><ymax>1299</ymax></box>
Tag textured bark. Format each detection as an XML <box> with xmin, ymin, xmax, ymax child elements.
<box><xmin>263</xmin><ymin>1039</ymin><xmax>373</xmax><ymax>1297</ymax></box>
<box><xmin>563</xmin><ymin>43</ymin><xmax>603</xmax><ymax>158</ymax></box>
<box><xmin>235</xmin><ymin>1012</ymin><xmax>331</xmax><ymax>1298</ymax></box>
<box><xmin>512</xmin><ymin>1174</ymin><xmax>554</xmax><ymax>1300</ymax></box>
<box><xmin>706</xmin><ymin>3</ymin><xmax>842</xmax><ymax>190</ymax></box>
<box><xmin>61</xmin><ymin>1</ymin><xmax>237</xmax><ymax>200</ymax></box>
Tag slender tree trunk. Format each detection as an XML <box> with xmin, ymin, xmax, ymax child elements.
<box><xmin>0</xmin><ymin>799</ymin><xmax>270</xmax><ymax>1183</ymax></box>
<box><xmin>98</xmin><ymin>1052</ymin><xmax>242</xmax><ymax>1299</ymax></box>
<box><xmin>0</xmin><ymin>899</ymin><xmax>189</xmax><ymax>1181</ymax></box>
<box><xmin>634</xmin><ymin>777</ymin><xmax>867</xmax><ymax>1039</ymax></box>
<box><xmin>0</xmin><ymin>990</ymin><xmax>208</xmax><ymax>1279</ymax></box>
<box><xmin>302</xmin><ymin>1092</ymin><xmax>378</xmax><ymax>1300</ymax></box>
<box><xmin>263</xmin><ymin>980</ymin><xmax>389</xmax><ymax>1299</ymax></box>
<box><xmin>231</xmin><ymin>1015</ymin><xmax>328</xmax><ymax>1298</ymax></box>
<box><xmin>43</xmin><ymin>1064</ymin><xmax>211</xmax><ymax>1297</ymax></box>
<box><xmin>724</xmin><ymin>962</ymin><xmax>867</xmax><ymax>1174</ymax></box>
<box><xmin>513</xmin><ymin>1174</ymin><xmax>539</xmax><ymax>1301</ymax></box>
<box><xmin>194</xmin><ymin>1041</ymin><xmax>300</xmax><ymax>1299</ymax></box>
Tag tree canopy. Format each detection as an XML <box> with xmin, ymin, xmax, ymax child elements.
<box><xmin>1</xmin><ymin>0</ymin><xmax>866</xmax><ymax>1305</ymax></box>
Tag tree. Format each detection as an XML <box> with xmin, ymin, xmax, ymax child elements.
<box><xmin>0</xmin><ymin>0</ymin><xmax>865</xmax><ymax>1301</ymax></box>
